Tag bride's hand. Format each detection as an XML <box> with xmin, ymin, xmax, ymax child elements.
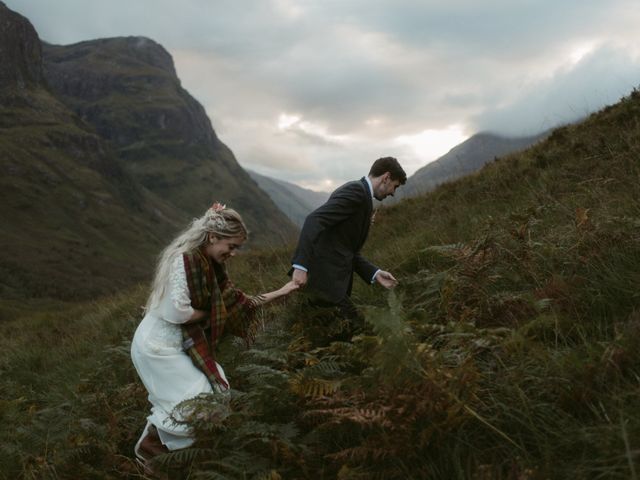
<box><xmin>252</xmin><ymin>281</ymin><xmax>300</xmax><ymax>308</ymax></box>
<box><xmin>279</xmin><ymin>280</ymin><xmax>300</xmax><ymax>296</ymax></box>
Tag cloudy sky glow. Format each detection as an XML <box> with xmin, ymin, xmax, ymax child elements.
<box><xmin>7</xmin><ymin>0</ymin><xmax>640</xmax><ymax>191</ymax></box>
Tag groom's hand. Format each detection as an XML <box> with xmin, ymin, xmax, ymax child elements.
<box><xmin>375</xmin><ymin>270</ymin><xmax>398</xmax><ymax>289</ymax></box>
<box><xmin>292</xmin><ymin>268</ymin><xmax>308</xmax><ymax>287</ymax></box>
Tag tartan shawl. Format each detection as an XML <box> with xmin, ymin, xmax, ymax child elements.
<box><xmin>181</xmin><ymin>247</ymin><xmax>256</xmax><ymax>390</ymax></box>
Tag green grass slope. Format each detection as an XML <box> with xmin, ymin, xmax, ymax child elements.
<box><xmin>2</xmin><ymin>88</ymin><xmax>639</xmax><ymax>478</ymax></box>
<box><xmin>0</xmin><ymin>4</ymin><xmax>187</xmax><ymax>301</ymax></box>
<box><xmin>390</xmin><ymin>131</ymin><xmax>549</xmax><ymax>203</ymax></box>
<box><xmin>0</xmin><ymin>83</ymin><xmax>187</xmax><ymax>301</ymax></box>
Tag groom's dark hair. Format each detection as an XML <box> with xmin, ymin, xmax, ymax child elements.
<box><xmin>369</xmin><ymin>156</ymin><xmax>407</xmax><ymax>184</ymax></box>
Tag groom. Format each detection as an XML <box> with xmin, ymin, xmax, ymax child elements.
<box><xmin>291</xmin><ymin>156</ymin><xmax>407</xmax><ymax>326</ymax></box>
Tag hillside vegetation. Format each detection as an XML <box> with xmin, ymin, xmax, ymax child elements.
<box><xmin>1</xmin><ymin>88</ymin><xmax>639</xmax><ymax>479</ymax></box>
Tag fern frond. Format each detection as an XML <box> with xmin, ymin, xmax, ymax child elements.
<box><xmin>304</xmin><ymin>405</ymin><xmax>393</xmax><ymax>429</ymax></box>
<box><xmin>300</xmin><ymin>357</ymin><xmax>345</xmax><ymax>375</ymax></box>
<box><xmin>290</xmin><ymin>374</ymin><xmax>342</xmax><ymax>399</ymax></box>
<box><xmin>254</xmin><ymin>469</ymin><xmax>283</xmax><ymax>480</ymax></box>
<box><xmin>235</xmin><ymin>364</ymin><xmax>290</xmax><ymax>382</ymax></box>
<box><xmin>202</xmin><ymin>450</ymin><xmax>270</xmax><ymax>475</ymax></box>
<box><xmin>242</xmin><ymin>348</ymin><xmax>288</xmax><ymax>367</ymax></box>
<box><xmin>191</xmin><ymin>470</ymin><xmax>234</xmax><ymax>480</ymax></box>
<box><xmin>155</xmin><ymin>446</ymin><xmax>211</xmax><ymax>466</ymax></box>
<box><xmin>328</xmin><ymin>444</ymin><xmax>392</xmax><ymax>462</ymax></box>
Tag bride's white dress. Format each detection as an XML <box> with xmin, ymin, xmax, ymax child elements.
<box><xmin>131</xmin><ymin>255</ymin><xmax>228</xmax><ymax>450</ymax></box>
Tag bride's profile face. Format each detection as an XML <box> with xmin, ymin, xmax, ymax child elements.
<box><xmin>206</xmin><ymin>235</ymin><xmax>245</xmax><ymax>264</ymax></box>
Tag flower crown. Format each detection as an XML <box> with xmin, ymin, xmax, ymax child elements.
<box><xmin>206</xmin><ymin>202</ymin><xmax>227</xmax><ymax>231</ymax></box>
<box><xmin>211</xmin><ymin>202</ymin><xmax>226</xmax><ymax>213</ymax></box>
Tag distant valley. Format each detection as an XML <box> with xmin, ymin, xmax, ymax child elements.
<box><xmin>248</xmin><ymin>170</ymin><xmax>329</xmax><ymax>227</ymax></box>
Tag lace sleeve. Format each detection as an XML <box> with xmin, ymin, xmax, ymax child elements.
<box><xmin>162</xmin><ymin>255</ymin><xmax>195</xmax><ymax>324</ymax></box>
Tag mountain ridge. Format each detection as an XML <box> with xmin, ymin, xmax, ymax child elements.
<box><xmin>391</xmin><ymin>131</ymin><xmax>549</xmax><ymax>203</ymax></box>
<box><xmin>0</xmin><ymin>4</ymin><xmax>295</xmax><ymax>300</ymax></box>
<box><xmin>0</xmin><ymin>1</ymin><xmax>42</xmax><ymax>88</ymax></box>
<box><xmin>0</xmin><ymin>27</ymin><xmax>184</xmax><ymax>298</ymax></box>
<box><xmin>42</xmin><ymin>36</ymin><xmax>298</xmax><ymax>245</ymax></box>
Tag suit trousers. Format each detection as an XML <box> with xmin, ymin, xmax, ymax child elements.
<box><xmin>302</xmin><ymin>294</ymin><xmax>365</xmax><ymax>343</ymax></box>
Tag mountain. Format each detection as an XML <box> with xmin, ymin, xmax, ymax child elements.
<box><xmin>0</xmin><ymin>1</ymin><xmax>42</xmax><ymax>88</ymax></box>
<box><xmin>42</xmin><ymin>36</ymin><xmax>297</xmax><ymax>246</ymax></box>
<box><xmin>248</xmin><ymin>170</ymin><xmax>329</xmax><ymax>226</ymax></box>
<box><xmin>0</xmin><ymin>2</ymin><xmax>185</xmax><ymax>300</ymax></box>
<box><xmin>392</xmin><ymin>132</ymin><xmax>548</xmax><ymax>203</ymax></box>
<box><xmin>0</xmin><ymin>3</ymin><xmax>296</xmax><ymax>300</ymax></box>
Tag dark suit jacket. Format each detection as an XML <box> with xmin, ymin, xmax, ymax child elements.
<box><xmin>291</xmin><ymin>177</ymin><xmax>378</xmax><ymax>303</ymax></box>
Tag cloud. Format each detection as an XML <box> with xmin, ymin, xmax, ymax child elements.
<box><xmin>6</xmin><ymin>0</ymin><xmax>640</xmax><ymax>189</ymax></box>
<box><xmin>472</xmin><ymin>45</ymin><xmax>640</xmax><ymax>135</ymax></box>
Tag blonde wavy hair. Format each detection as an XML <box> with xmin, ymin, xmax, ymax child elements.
<box><xmin>145</xmin><ymin>203</ymin><xmax>248</xmax><ymax>310</ymax></box>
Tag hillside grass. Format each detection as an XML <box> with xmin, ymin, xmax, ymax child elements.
<box><xmin>0</xmin><ymin>85</ymin><xmax>186</xmax><ymax>301</ymax></box>
<box><xmin>1</xmin><ymin>88</ymin><xmax>639</xmax><ymax>479</ymax></box>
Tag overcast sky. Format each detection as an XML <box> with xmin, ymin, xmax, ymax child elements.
<box><xmin>7</xmin><ymin>0</ymin><xmax>640</xmax><ymax>191</ymax></box>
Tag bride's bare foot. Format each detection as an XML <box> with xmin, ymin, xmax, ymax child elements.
<box><xmin>139</xmin><ymin>424</ymin><xmax>169</xmax><ymax>459</ymax></box>
<box><xmin>136</xmin><ymin>424</ymin><xmax>170</xmax><ymax>479</ymax></box>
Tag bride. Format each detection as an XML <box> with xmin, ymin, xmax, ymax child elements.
<box><xmin>131</xmin><ymin>203</ymin><xmax>297</xmax><ymax>468</ymax></box>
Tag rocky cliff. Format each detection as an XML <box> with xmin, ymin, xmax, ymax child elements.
<box><xmin>0</xmin><ymin>3</ymin><xmax>297</xmax><ymax>300</ymax></box>
<box><xmin>42</xmin><ymin>36</ymin><xmax>297</xmax><ymax>246</ymax></box>
<box><xmin>0</xmin><ymin>4</ymin><xmax>184</xmax><ymax>300</ymax></box>
<box><xmin>0</xmin><ymin>2</ymin><xmax>42</xmax><ymax>88</ymax></box>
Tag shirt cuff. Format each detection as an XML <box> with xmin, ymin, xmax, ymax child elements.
<box><xmin>292</xmin><ymin>264</ymin><xmax>308</xmax><ymax>272</ymax></box>
<box><xmin>371</xmin><ymin>269</ymin><xmax>381</xmax><ymax>284</ymax></box>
